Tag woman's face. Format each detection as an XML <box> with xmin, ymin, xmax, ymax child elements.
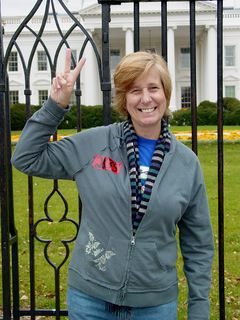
<box><xmin>125</xmin><ymin>66</ymin><xmax>167</xmax><ymax>139</ymax></box>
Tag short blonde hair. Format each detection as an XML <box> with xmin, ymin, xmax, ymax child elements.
<box><xmin>113</xmin><ymin>51</ymin><xmax>172</xmax><ymax>118</ymax></box>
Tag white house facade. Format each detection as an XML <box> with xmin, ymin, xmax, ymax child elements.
<box><xmin>2</xmin><ymin>0</ymin><xmax>240</xmax><ymax>111</ymax></box>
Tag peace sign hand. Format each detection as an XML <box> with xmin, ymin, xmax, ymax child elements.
<box><xmin>50</xmin><ymin>48</ymin><xmax>86</xmax><ymax>108</ymax></box>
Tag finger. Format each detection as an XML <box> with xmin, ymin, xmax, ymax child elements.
<box><xmin>72</xmin><ymin>57</ymin><xmax>86</xmax><ymax>82</ymax></box>
<box><xmin>64</xmin><ymin>48</ymin><xmax>72</xmax><ymax>75</ymax></box>
<box><xmin>52</xmin><ymin>78</ymin><xmax>58</xmax><ymax>92</ymax></box>
<box><xmin>57</xmin><ymin>74</ymin><xmax>67</xmax><ymax>86</ymax></box>
<box><xmin>55</xmin><ymin>76</ymin><xmax>61</xmax><ymax>89</ymax></box>
<box><xmin>52</xmin><ymin>77</ymin><xmax>62</xmax><ymax>91</ymax></box>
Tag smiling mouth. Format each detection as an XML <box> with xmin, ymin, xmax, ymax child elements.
<box><xmin>139</xmin><ymin>107</ymin><xmax>157</xmax><ymax>113</ymax></box>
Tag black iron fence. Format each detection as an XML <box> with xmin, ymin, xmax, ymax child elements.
<box><xmin>0</xmin><ymin>0</ymin><xmax>225</xmax><ymax>319</ymax></box>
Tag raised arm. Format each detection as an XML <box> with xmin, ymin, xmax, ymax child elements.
<box><xmin>11</xmin><ymin>49</ymin><xmax>86</xmax><ymax>180</ymax></box>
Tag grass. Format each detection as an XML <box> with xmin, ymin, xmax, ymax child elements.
<box><xmin>1</xmin><ymin>128</ymin><xmax>240</xmax><ymax>319</ymax></box>
<box><xmin>175</xmin><ymin>142</ymin><xmax>240</xmax><ymax>319</ymax></box>
<box><xmin>170</xmin><ymin>125</ymin><xmax>240</xmax><ymax>132</ymax></box>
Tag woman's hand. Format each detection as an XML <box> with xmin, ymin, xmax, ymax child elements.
<box><xmin>50</xmin><ymin>48</ymin><xmax>86</xmax><ymax>108</ymax></box>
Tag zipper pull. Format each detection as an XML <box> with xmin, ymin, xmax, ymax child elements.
<box><xmin>131</xmin><ymin>236</ymin><xmax>135</xmax><ymax>246</ymax></box>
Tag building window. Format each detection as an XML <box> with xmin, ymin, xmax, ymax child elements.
<box><xmin>225</xmin><ymin>46</ymin><xmax>235</xmax><ymax>67</ymax></box>
<box><xmin>181</xmin><ymin>86</ymin><xmax>191</xmax><ymax>108</ymax></box>
<box><xmin>180</xmin><ymin>48</ymin><xmax>190</xmax><ymax>69</ymax></box>
<box><xmin>8</xmin><ymin>52</ymin><xmax>18</xmax><ymax>71</ymax></box>
<box><xmin>9</xmin><ymin>90</ymin><xmax>19</xmax><ymax>105</ymax></box>
<box><xmin>37</xmin><ymin>51</ymin><xmax>48</xmax><ymax>71</ymax></box>
<box><xmin>71</xmin><ymin>50</ymin><xmax>77</xmax><ymax>70</ymax></box>
<box><xmin>225</xmin><ymin>85</ymin><xmax>235</xmax><ymax>97</ymax></box>
<box><xmin>38</xmin><ymin>90</ymin><xmax>48</xmax><ymax>105</ymax></box>
<box><xmin>110</xmin><ymin>49</ymin><xmax>120</xmax><ymax>71</ymax></box>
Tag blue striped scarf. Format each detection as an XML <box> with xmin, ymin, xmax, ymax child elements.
<box><xmin>123</xmin><ymin>119</ymin><xmax>171</xmax><ymax>235</ymax></box>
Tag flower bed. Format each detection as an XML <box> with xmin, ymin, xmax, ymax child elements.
<box><xmin>174</xmin><ymin>130</ymin><xmax>240</xmax><ymax>141</ymax></box>
<box><xmin>11</xmin><ymin>129</ymin><xmax>240</xmax><ymax>144</ymax></box>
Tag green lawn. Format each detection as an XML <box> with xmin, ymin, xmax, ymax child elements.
<box><xmin>171</xmin><ymin>125</ymin><xmax>240</xmax><ymax>133</ymax></box>
<box><xmin>1</xmin><ymin>136</ymin><xmax>240</xmax><ymax>319</ymax></box>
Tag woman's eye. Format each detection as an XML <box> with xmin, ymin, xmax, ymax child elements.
<box><xmin>149</xmin><ymin>86</ymin><xmax>159</xmax><ymax>91</ymax></box>
<box><xmin>130</xmin><ymin>89</ymin><xmax>140</xmax><ymax>94</ymax></box>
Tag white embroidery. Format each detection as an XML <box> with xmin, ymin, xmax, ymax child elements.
<box><xmin>85</xmin><ymin>232</ymin><xmax>104</xmax><ymax>257</ymax></box>
<box><xmin>94</xmin><ymin>251</ymin><xmax>116</xmax><ymax>271</ymax></box>
<box><xmin>85</xmin><ymin>232</ymin><xmax>116</xmax><ymax>271</ymax></box>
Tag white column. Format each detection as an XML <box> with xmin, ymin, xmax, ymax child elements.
<box><xmin>167</xmin><ymin>27</ymin><xmax>177</xmax><ymax>111</ymax></box>
<box><xmin>82</xmin><ymin>30</ymin><xmax>101</xmax><ymax>105</ymax></box>
<box><xmin>124</xmin><ymin>28</ymin><xmax>134</xmax><ymax>55</ymax></box>
<box><xmin>198</xmin><ymin>35</ymin><xmax>204</xmax><ymax>103</ymax></box>
<box><xmin>204</xmin><ymin>25</ymin><xmax>217</xmax><ymax>102</ymax></box>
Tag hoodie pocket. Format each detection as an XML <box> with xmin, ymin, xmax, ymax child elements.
<box><xmin>128</xmin><ymin>241</ymin><xmax>177</xmax><ymax>291</ymax></box>
<box><xmin>69</xmin><ymin>232</ymin><xmax>130</xmax><ymax>290</ymax></box>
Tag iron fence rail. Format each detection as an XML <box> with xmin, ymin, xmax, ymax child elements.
<box><xmin>217</xmin><ymin>1</ymin><xmax>225</xmax><ymax>318</ymax></box>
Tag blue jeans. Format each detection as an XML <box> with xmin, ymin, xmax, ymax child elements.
<box><xmin>67</xmin><ymin>286</ymin><xmax>178</xmax><ymax>320</ymax></box>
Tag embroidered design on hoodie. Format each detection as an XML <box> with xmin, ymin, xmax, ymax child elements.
<box><xmin>85</xmin><ymin>232</ymin><xmax>116</xmax><ymax>271</ymax></box>
<box><xmin>92</xmin><ymin>154</ymin><xmax>123</xmax><ymax>174</ymax></box>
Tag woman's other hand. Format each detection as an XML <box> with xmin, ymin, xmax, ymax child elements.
<box><xmin>50</xmin><ymin>48</ymin><xmax>86</xmax><ymax>108</ymax></box>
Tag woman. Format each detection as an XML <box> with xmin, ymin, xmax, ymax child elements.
<box><xmin>12</xmin><ymin>49</ymin><xmax>214</xmax><ymax>320</ymax></box>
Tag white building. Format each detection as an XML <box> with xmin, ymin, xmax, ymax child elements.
<box><xmin>2</xmin><ymin>0</ymin><xmax>240</xmax><ymax>110</ymax></box>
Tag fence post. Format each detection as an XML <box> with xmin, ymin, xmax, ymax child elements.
<box><xmin>217</xmin><ymin>1</ymin><xmax>225</xmax><ymax>319</ymax></box>
<box><xmin>101</xmin><ymin>2</ymin><xmax>112</xmax><ymax>125</ymax></box>
<box><xmin>0</xmin><ymin>9</ymin><xmax>12</xmax><ymax>319</ymax></box>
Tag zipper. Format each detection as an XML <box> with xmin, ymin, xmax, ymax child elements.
<box><xmin>130</xmin><ymin>235</ymin><xmax>135</xmax><ymax>246</ymax></box>
<box><xmin>118</xmin><ymin>235</ymin><xmax>136</xmax><ymax>304</ymax></box>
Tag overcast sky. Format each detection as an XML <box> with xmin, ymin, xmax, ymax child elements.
<box><xmin>1</xmin><ymin>0</ymin><xmax>235</xmax><ymax>16</ymax></box>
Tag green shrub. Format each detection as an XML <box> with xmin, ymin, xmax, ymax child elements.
<box><xmin>10</xmin><ymin>103</ymin><xmax>40</xmax><ymax>130</ymax></box>
<box><xmin>197</xmin><ymin>100</ymin><xmax>217</xmax><ymax>125</ymax></box>
<box><xmin>59</xmin><ymin>104</ymin><xmax>124</xmax><ymax>129</ymax></box>
<box><xmin>58</xmin><ymin>105</ymin><xmax>77</xmax><ymax>129</ymax></box>
<box><xmin>224</xmin><ymin>108</ymin><xmax>240</xmax><ymax>125</ymax></box>
<box><xmin>10</xmin><ymin>103</ymin><xmax>124</xmax><ymax>130</ymax></box>
<box><xmin>223</xmin><ymin>97</ymin><xmax>240</xmax><ymax>112</ymax></box>
<box><xmin>111</xmin><ymin>107</ymin><xmax>126</xmax><ymax>123</ymax></box>
<box><xmin>169</xmin><ymin>108</ymin><xmax>192</xmax><ymax>126</ymax></box>
<box><xmin>170</xmin><ymin>98</ymin><xmax>240</xmax><ymax>126</ymax></box>
<box><xmin>222</xmin><ymin>98</ymin><xmax>240</xmax><ymax>125</ymax></box>
<box><xmin>81</xmin><ymin>105</ymin><xmax>104</xmax><ymax>128</ymax></box>
<box><xmin>10</xmin><ymin>97</ymin><xmax>240</xmax><ymax>129</ymax></box>
<box><xmin>10</xmin><ymin>104</ymin><xmax>26</xmax><ymax>130</ymax></box>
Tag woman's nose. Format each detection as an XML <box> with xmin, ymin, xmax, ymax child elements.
<box><xmin>141</xmin><ymin>89</ymin><xmax>152</xmax><ymax>104</ymax></box>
